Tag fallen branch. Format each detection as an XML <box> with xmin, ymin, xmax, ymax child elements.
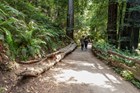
<box><xmin>17</xmin><ymin>67</ymin><xmax>47</xmax><ymax>77</ymax></box>
<box><xmin>19</xmin><ymin>59</ymin><xmax>41</xmax><ymax>64</ymax></box>
<box><xmin>18</xmin><ymin>50</ymin><xmax>61</xmax><ymax>64</ymax></box>
<box><xmin>17</xmin><ymin>42</ymin><xmax>77</xmax><ymax>77</ymax></box>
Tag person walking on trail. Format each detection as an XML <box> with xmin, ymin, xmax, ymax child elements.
<box><xmin>84</xmin><ymin>36</ymin><xmax>89</xmax><ymax>50</ymax></box>
<box><xmin>80</xmin><ymin>36</ymin><xmax>85</xmax><ymax>51</ymax></box>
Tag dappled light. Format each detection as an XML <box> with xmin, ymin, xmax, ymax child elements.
<box><xmin>51</xmin><ymin>59</ymin><xmax>121</xmax><ymax>92</ymax></box>
<box><xmin>37</xmin><ymin>44</ymin><xmax>140</xmax><ymax>93</ymax></box>
<box><xmin>38</xmin><ymin>47</ymin><xmax>139</xmax><ymax>93</ymax></box>
<box><xmin>1</xmin><ymin>0</ymin><xmax>140</xmax><ymax>93</ymax></box>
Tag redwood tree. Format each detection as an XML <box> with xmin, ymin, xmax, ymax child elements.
<box><xmin>66</xmin><ymin>0</ymin><xmax>74</xmax><ymax>39</ymax></box>
<box><xmin>107</xmin><ymin>0</ymin><xmax>118</xmax><ymax>46</ymax></box>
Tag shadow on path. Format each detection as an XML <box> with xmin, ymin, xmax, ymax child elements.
<box><xmin>8</xmin><ymin>44</ymin><xmax>140</xmax><ymax>93</ymax></box>
<box><xmin>43</xmin><ymin>45</ymin><xmax>140</xmax><ymax>93</ymax></box>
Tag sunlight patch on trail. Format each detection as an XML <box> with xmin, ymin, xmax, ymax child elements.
<box><xmin>63</xmin><ymin>60</ymin><xmax>97</xmax><ymax>68</ymax></box>
<box><xmin>54</xmin><ymin>69</ymin><xmax>121</xmax><ymax>91</ymax></box>
<box><xmin>62</xmin><ymin>59</ymin><xmax>111</xmax><ymax>70</ymax></box>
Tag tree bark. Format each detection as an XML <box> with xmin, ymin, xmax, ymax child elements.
<box><xmin>66</xmin><ymin>0</ymin><xmax>74</xmax><ymax>39</ymax></box>
<box><xmin>107</xmin><ymin>0</ymin><xmax>118</xmax><ymax>46</ymax></box>
<box><xmin>132</xmin><ymin>28</ymin><xmax>139</xmax><ymax>49</ymax></box>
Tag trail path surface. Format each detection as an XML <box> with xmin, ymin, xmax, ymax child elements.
<box><xmin>8</xmin><ymin>44</ymin><xmax>140</xmax><ymax>93</ymax></box>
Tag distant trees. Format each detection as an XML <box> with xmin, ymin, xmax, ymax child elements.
<box><xmin>120</xmin><ymin>0</ymin><xmax>140</xmax><ymax>50</ymax></box>
<box><xmin>107</xmin><ymin>0</ymin><xmax>140</xmax><ymax>51</ymax></box>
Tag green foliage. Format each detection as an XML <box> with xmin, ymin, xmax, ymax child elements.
<box><xmin>111</xmin><ymin>56</ymin><xmax>135</xmax><ymax>67</ymax></box>
<box><xmin>0</xmin><ymin>87</ymin><xmax>4</xmax><ymax>93</ymax></box>
<box><xmin>89</xmin><ymin>1</ymin><xmax>108</xmax><ymax>41</ymax></box>
<box><xmin>93</xmin><ymin>40</ymin><xmax>137</xmax><ymax>67</ymax></box>
<box><xmin>93</xmin><ymin>39</ymin><xmax>115</xmax><ymax>52</ymax></box>
<box><xmin>113</xmin><ymin>67</ymin><xmax>123</xmax><ymax>74</ymax></box>
<box><xmin>2</xmin><ymin>28</ymin><xmax>16</xmax><ymax>60</ymax></box>
<box><xmin>113</xmin><ymin>67</ymin><xmax>140</xmax><ymax>89</ymax></box>
<box><xmin>120</xmin><ymin>70</ymin><xmax>134</xmax><ymax>80</ymax></box>
<box><xmin>0</xmin><ymin>1</ymin><xmax>69</xmax><ymax>61</ymax></box>
<box><xmin>131</xmin><ymin>79</ymin><xmax>140</xmax><ymax>89</ymax></box>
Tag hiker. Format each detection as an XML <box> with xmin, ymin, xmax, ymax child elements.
<box><xmin>80</xmin><ymin>36</ymin><xmax>85</xmax><ymax>50</ymax></box>
<box><xmin>84</xmin><ymin>36</ymin><xmax>89</xmax><ymax>50</ymax></box>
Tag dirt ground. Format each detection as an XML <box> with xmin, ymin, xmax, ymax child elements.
<box><xmin>0</xmin><ymin>44</ymin><xmax>140</xmax><ymax>93</ymax></box>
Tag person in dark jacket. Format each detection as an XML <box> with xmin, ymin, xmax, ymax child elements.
<box><xmin>80</xmin><ymin>36</ymin><xmax>85</xmax><ymax>51</ymax></box>
<box><xmin>84</xmin><ymin>36</ymin><xmax>89</xmax><ymax>50</ymax></box>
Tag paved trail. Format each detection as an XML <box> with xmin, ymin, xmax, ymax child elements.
<box><xmin>9</xmin><ymin>45</ymin><xmax>140</xmax><ymax>93</ymax></box>
<box><xmin>41</xmin><ymin>45</ymin><xmax>140</xmax><ymax>93</ymax></box>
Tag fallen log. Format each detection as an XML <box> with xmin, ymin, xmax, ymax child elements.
<box><xmin>17</xmin><ymin>67</ymin><xmax>47</xmax><ymax>77</ymax></box>
<box><xmin>18</xmin><ymin>50</ymin><xmax>61</xmax><ymax>64</ymax></box>
<box><xmin>18</xmin><ymin>42</ymin><xmax>76</xmax><ymax>64</ymax></box>
<box><xmin>19</xmin><ymin>59</ymin><xmax>41</xmax><ymax>64</ymax></box>
<box><xmin>17</xmin><ymin>42</ymin><xmax>77</xmax><ymax>77</ymax></box>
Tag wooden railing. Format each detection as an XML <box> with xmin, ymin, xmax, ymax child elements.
<box><xmin>92</xmin><ymin>46</ymin><xmax>140</xmax><ymax>81</ymax></box>
<box><xmin>108</xmin><ymin>50</ymin><xmax>140</xmax><ymax>65</ymax></box>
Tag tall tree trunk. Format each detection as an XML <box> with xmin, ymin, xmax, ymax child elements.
<box><xmin>132</xmin><ymin>27</ymin><xmax>139</xmax><ymax>49</ymax></box>
<box><xmin>66</xmin><ymin>0</ymin><xmax>74</xmax><ymax>39</ymax></box>
<box><xmin>118</xmin><ymin>1</ymin><xmax>125</xmax><ymax>47</ymax></box>
<box><xmin>107</xmin><ymin>0</ymin><xmax>118</xmax><ymax>46</ymax></box>
<box><xmin>120</xmin><ymin>1</ymin><xmax>131</xmax><ymax>50</ymax></box>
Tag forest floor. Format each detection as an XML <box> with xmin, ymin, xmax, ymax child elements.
<box><xmin>0</xmin><ymin>44</ymin><xmax>140</xmax><ymax>93</ymax></box>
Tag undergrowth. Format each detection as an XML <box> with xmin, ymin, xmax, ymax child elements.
<box><xmin>93</xmin><ymin>39</ymin><xmax>138</xmax><ymax>67</ymax></box>
<box><xmin>113</xmin><ymin>67</ymin><xmax>140</xmax><ymax>89</ymax></box>
<box><xmin>0</xmin><ymin>87</ymin><xmax>4</xmax><ymax>93</ymax></box>
<box><xmin>93</xmin><ymin>39</ymin><xmax>140</xmax><ymax>89</ymax></box>
<box><xmin>0</xmin><ymin>1</ymin><xmax>70</xmax><ymax>61</ymax></box>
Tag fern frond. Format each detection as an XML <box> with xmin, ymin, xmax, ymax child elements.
<box><xmin>0</xmin><ymin>17</ymin><xmax>17</xmax><ymax>26</ymax></box>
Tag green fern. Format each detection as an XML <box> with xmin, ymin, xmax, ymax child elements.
<box><xmin>0</xmin><ymin>17</ymin><xmax>17</xmax><ymax>26</ymax></box>
<box><xmin>2</xmin><ymin>28</ymin><xmax>16</xmax><ymax>60</ymax></box>
<box><xmin>0</xmin><ymin>1</ymin><xmax>69</xmax><ymax>61</ymax></box>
